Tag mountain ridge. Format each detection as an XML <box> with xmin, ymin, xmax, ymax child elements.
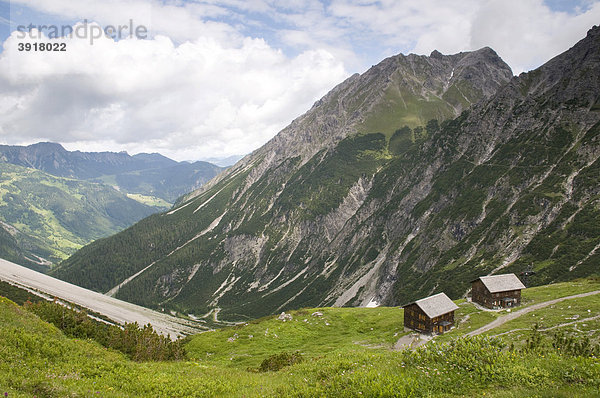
<box><xmin>0</xmin><ymin>142</ymin><xmax>224</xmax><ymax>203</ymax></box>
<box><xmin>55</xmin><ymin>27</ymin><xmax>599</xmax><ymax>321</ymax></box>
<box><xmin>186</xmin><ymin>45</ymin><xmax>512</xmax><ymax>203</ymax></box>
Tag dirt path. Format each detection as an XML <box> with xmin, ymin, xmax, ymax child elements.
<box><xmin>0</xmin><ymin>258</ymin><xmax>204</xmax><ymax>339</ymax></box>
<box><xmin>466</xmin><ymin>290</ymin><xmax>600</xmax><ymax>337</ymax></box>
<box><xmin>492</xmin><ymin>314</ymin><xmax>600</xmax><ymax>337</ymax></box>
<box><xmin>393</xmin><ymin>333</ymin><xmax>432</xmax><ymax>350</ymax></box>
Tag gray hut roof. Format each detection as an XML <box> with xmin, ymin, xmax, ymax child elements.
<box><xmin>405</xmin><ymin>292</ymin><xmax>459</xmax><ymax>319</ymax></box>
<box><xmin>474</xmin><ymin>274</ymin><xmax>526</xmax><ymax>293</ymax></box>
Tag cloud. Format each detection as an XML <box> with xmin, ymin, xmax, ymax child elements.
<box><xmin>7</xmin><ymin>0</ymin><xmax>240</xmax><ymax>44</ymax></box>
<box><xmin>324</xmin><ymin>0</ymin><xmax>600</xmax><ymax>74</ymax></box>
<box><xmin>469</xmin><ymin>0</ymin><xmax>600</xmax><ymax>74</ymax></box>
<box><xmin>1</xmin><ymin>0</ymin><xmax>599</xmax><ymax>160</ymax></box>
<box><xmin>0</xmin><ymin>26</ymin><xmax>347</xmax><ymax>160</ymax></box>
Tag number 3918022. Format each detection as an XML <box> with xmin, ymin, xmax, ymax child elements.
<box><xmin>18</xmin><ymin>42</ymin><xmax>67</xmax><ymax>51</ymax></box>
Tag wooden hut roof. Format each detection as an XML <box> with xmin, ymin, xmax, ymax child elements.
<box><xmin>472</xmin><ymin>273</ymin><xmax>526</xmax><ymax>293</ymax></box>
<box><xmin>404</xmin><ymin>292</ymin><xmax>459</xmax><ymax>318</ymax></box>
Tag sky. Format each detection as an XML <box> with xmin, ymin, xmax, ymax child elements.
<box><xmin>0</xmin><ymin>0</ymin><xmax>598</xmax><ymax>161</ymax></box>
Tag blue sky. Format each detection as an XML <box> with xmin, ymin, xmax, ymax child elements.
<box><xmin>0</xmin><ymin>0</ymin><xmax>598</xmax><ymax>160</ymax></box>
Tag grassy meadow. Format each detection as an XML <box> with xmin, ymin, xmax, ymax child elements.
<box><xmin>0</xmin><ymin>278</ymin><xmax>598</xmax><ymax>397</ymax></box>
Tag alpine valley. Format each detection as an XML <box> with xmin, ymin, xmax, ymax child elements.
<box><xmin>54</xmin><ymin>27</ymin><xmax>600</xmax><ymax>322</ymax></box>
<box><xmin>0</xmin><ymin>143</ymin><xmax>223</xmax><ymax>270</ymax></box>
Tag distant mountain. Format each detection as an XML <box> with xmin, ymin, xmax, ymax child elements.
<box><xmin>200</xmin><ymin>155</ymin><xmax>246</xmax><ymax>167</ymax></box>
<box><xmin>0</xmin><ymin>163</ymin><xmax>160</xmax><ymax>270</ymax></box>
<box><xmin>0</xmin><ymin>143</ymin><xmax>224</xmax><ymax>203</ymax></box>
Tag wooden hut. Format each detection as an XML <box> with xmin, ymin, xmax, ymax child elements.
<box><xmin>403</xmin><ymin>292</ymin><xmax>459</xmax><ymax>334</ymax></box>
<box><xmin>470</xmin><ymin>273</ymin><xmax>526</xmax><ymax>309</ymax></box>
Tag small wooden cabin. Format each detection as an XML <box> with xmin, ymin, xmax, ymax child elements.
<box><xmin>471</xmin><ymin>273</ymin><xmax>526</xmax><ymax>309</ymax></box>
<box><xmin>403</xmin><ymin>292</ymin><xmax>459</xmax><ymax>334</ymax></box>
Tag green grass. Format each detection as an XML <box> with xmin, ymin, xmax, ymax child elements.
<box><xmin>358</xmin><ymin>80</ymin><xmax>456</xmax><ymax>137</ymax></box>
<box><xmin>126</xmin><ymin>193</ymin><xmax>172</xmax><ymax>209</ymax></box>
<box><xmin>1</xmin><ymin>278</ymin><xmax>600</xmax><ymax>397</ymax></box>
<box><xmin>520</xmin><ymin>278</ymin><xmax>600</xmax><ymax>304</ymax></box>
<box><xmin>185</xmin><ymin>307</ymin><xmax>407</xmax><ymax>369</ymax></box>
<box><xmin>486</xmin><ymin>293</ymin><xmax>600</xmax><ymax>340</ymax></box>
<box><xmin>0</xmin><ymin>296</ymin><xmax>280</xmax><ymax>397</ymax></box>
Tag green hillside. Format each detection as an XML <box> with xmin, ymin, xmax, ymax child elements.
<box><xmin>0</xmin><ymin>163</ymin><xmax>158</xmax><ymax>268</ymax></box>
<box><xmin>0</xmin><ymin>279</ymin><xmax>598</xmax><ymax>397</ymax></box>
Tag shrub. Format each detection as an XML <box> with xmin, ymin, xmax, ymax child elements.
<box><xmin>257</xmin><ymin>351</ymin><xmax>304</xmax><ymax>372</ymax></box>
<box><xmin>23</xmin><ymin>300</ymin><xmax>185</xmax><ymax>361</ymax></box>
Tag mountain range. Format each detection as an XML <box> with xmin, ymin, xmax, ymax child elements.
<box><xmin>0</xmin><ymin>143</ymin><xmax>224</xmax><ymax>270</ymax></box>
<box><xmin>53</xmin><ymin>26</ymin><xmax>600</xmax><ymax>321</ymax></box>
<box><xmin>0</xmin><ymin>142</ymin><xmax>224</xmax><ymax>203</ymax></box>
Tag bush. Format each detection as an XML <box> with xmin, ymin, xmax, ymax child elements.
<box><xmin>257</xmin><ymin>351</ymin><xmax>303</xmax><ymax>372</ymax></box>
<box><xmin>522</xmin><ymin>323</ymin><xmax>599</xmax><ymax>357</ymax></box>
<box><xmin>23</xmin><ymin>300</ymin><xmax>185</xmax><ymax>361</ymax></box>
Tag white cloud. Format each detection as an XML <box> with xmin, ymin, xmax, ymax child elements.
<box><xmin>324</xmin><ymin>0</ymin><xmax>600</xmax><ymax>74</ymax></box>
<box><xmin>469</xmin><ymin>0</ymin><xmax>600</xmax><ymax>74</ymax></box>
<box><xmin>337</xmin><ymin>0</ymin><xmax>600</xmax><ymax>73</ymax></box>
<box><xmin>0</xmin><ymin>26</ymin><xmax>348</xmax><ymax>160</ymax></box>
<box><xmin>1</xmin><ymin>0</ymin><xmax>599</xmax><ymax>160</ymax></box>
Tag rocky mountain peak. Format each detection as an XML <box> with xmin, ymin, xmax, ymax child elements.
<box><xmin>429</xmin><ymin>49</ymin><xmax>443</xmax><ymax>59</ymax></box>
<box><xmin>192</xmin><ymin>46</ymin><xmax>513</xmax><ymax>200</ymax></box>
<box><xmin>511</xmin><ymin>23</ymin><xmax>599</xmax><ymax>103</ymax></box>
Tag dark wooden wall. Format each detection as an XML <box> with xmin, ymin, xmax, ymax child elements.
<box><xmin>403</xmin><ymin>304</ymin><xmax>455</xmax><ymax>334</ymax></box>
<box><xmin>471</xmin><ymin>280</ymin><xmax>522</xmax><ymax>309</ymax></box>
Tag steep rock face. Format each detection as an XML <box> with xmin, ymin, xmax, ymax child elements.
<box><xmin>56</xmin><ymin>28</ymin><xmax>600</xmax><ymax>320</ymax></box>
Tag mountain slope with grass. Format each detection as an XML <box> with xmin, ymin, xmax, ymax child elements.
<box><xmin>0</xmin><ymin>278</ymin><xmax>598</xmax><ymax>397</ymax></box>
<box><xmin>0</xmin><ymin>162</ymin><xmax>160</xmax><ymax>269</ymax></box>
<box><xmin>56</xmin><ymin>27</ymin><xmax>599</xmax><ymax>322</ymax></box>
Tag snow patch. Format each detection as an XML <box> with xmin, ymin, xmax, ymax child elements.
<box><xmin>365</xmin><ymin>297</ymin><xmax>379</xmax><ymax>308</ymax></box>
